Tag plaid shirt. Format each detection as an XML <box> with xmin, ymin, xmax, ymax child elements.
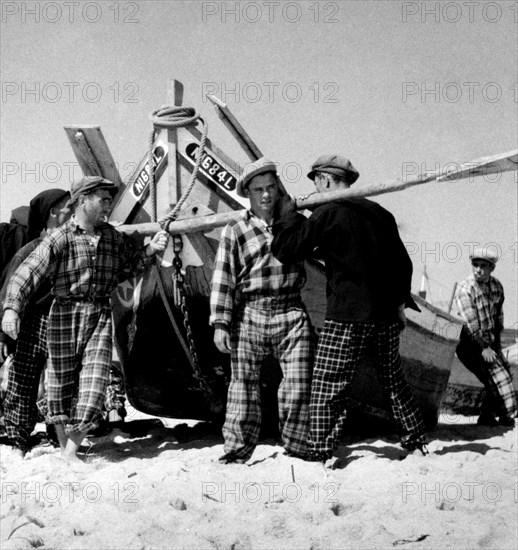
<box><xmin>4</xmin><ymin>217</ymin><xmax>151</xmax><ymax>314</ymax></box>
<box><xmin>455</xmin><ymin>274</ymin><xmax>504</xmax><ymax>348</ymax></box>
<box><xmin>210</xmin><ymin>210</ymin><xmax>306</xmax><ymax>326</ymax></box>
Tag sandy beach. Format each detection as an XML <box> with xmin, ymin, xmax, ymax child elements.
<box><xmin>1</xmin><ymin>409</ymin><xmax>516</xmax><ymax>550</ymax></box>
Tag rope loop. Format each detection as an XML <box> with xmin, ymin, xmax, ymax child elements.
<box><xmin>149</xmin><ymin>106</ymin><xmax>201</xmax><ymax>130</ymax></box>
<box><xmin>145</xmin><ymin>104</ymin><xmax>208</xmax><ymax>227</ymax></box>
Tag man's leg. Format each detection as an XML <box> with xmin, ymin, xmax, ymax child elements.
<box><xmin>46</xmin><ymin>302</ymin><xmax>81</xmax><ymax>453</ymax></box>
<box><xmin>64</xmin><ymin>305</ymin><xmax>112</xmax><ymax>461</ymax></box>
<box><xmin>307</xmin><ymin>321</ymin><xmax>368</xmax><ymax>460</ymax></box>
<box><xmin>486</xmin><ymin>355</ymin><xmax>517</xmax><ymax>424</ymax></box>
<box><xmin>274</xmin><ymin>307</ymin><xmax>314</xmax><ymax>456</ymax></box>
<box><xmin>374</xmin><ymin>322</ymin><xmax>426</xmax><ymax>450</ymax></box>
<box><xmin>4</xmin><ymin>312</ymin><xmax>48</xmax><ymax>455</ymax></box>
<box><xmin>456</xmin><ymin>332</ymin><xmax>503</xmax><ymax>422</ymax></box>
<box><xmin>220</xmin><ymin>307</ymin><xmax>265</xmax><ymax>463</ymax></box>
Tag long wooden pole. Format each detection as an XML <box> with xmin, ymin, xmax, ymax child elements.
<box><xmin>116</xmin><ymin>148</ymin><xmax>517</xmax><ymax>237</ymax></box>
<box><xmin>115</xmin><ymin>170</ymin><xmax>438</xmax><ymax>237</ymax></box>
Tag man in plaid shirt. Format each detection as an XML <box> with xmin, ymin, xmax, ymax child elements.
<box><xmin>455</xmin><ymin>248</ymin><xmax>517</xmax><ymax>426</ymax></box>
<box><xmin>210</xmin><ymin>158</ymin><xmax>314</xmax><ymax>464</ymax></box>
<box><xmin>2</xmin><ymin>176</ymin><xmax>168</xmax><ymax>463</ymax></box>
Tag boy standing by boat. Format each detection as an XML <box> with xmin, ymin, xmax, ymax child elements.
<box><xmin>455</xmin><ymin>248</ymin><xmax>517</xmax><ymax>426</ymax></box>
<box><xmin>272</xmin><ymin>154</ymin><xmax>427</xmax><ymax>462</ymax></box>
<box><xmin>210</xmin><ymin>158</ymin><xmax>314</xmax><ymax>464</ymax></box>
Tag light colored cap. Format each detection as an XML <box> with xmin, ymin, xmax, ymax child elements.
<box><xmin>236</xmin><ymin>157</ymin><xmax>278</xmax><ymax>197</ymax></box>
<box><xmin>470</xmin><ymin>247</ymin><xmax>498</xmax><ymax>265</ymax></box>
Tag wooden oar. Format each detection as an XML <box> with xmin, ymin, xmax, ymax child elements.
<box><xmin>116</xmin><ymin>149</ymin><xmax>517</xmax><ymax>237</ymax></box>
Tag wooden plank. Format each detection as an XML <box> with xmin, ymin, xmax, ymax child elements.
<box><xmin>185</xmin><ymin>124</ymin><xmax>243</xmax><ymax>176</ymax></box>
<box><xmin>166</xmin><ymin>79</ymin><xmax>184</xmax><ymax>208</ymax></box>
<box><xmin>64</xmin><ymin>126</ymin><xmax>103</xmax><ymax>176</ymax></box>
<box><xmin>207</xmin><ymin>95</ymin><xmax>263</xmax><ymax>161</ymax></box>
<box><xmin>110</xmin><ymin>137</ymin><xmax>169</xmax><ymax>224</ymax></box>
<box><xmin>64</xmin><ymin>125</ymin><xmax>123</xmax><ymax>188</ymax></box>
<box><xmin>205</xmin><ymin>95</ymin><xmax>289</xmax><ymax>197</ymax></box>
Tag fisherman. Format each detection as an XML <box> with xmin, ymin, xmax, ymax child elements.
<box><xmin>271</xmin><ymin>154</ymin><xmax>428</xmax><ymax>462</ymax></box>
<box><xmin>0</xmin><ymin>206</ymin><xmax>28</xmax><ymax>294</ymax></box>
<box><xmin>455</xmin><ymin>247</ymin><xmax>517</xmax><ymax>426</ymax></box>
<box><xmin>0</xmin><ymin>189</ymin><xmax>71</xmax><ymax>457</ymax></box>
<box><xmin>2</xmin><ymin>176</ymin><xmax>169</xmax><ymax>463</ymax></box>
<box><xmin>210</xmin><ymin>157</ymin><xmax>314</xmax><ymax>464</ymax></box>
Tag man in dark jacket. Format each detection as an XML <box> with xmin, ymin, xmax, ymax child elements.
<box><xmin>0</xmin><ymin>209</ymin><xmax>28</xmax><ymax>292</ymax></box>
<box><xmin>272</xmin><ymin>154</ymin><xmax>427</xmax><ymax>462</ymax></box>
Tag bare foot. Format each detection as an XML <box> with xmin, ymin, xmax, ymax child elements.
<box><xmin>11</xmin><ymin>447</ymin><xmax>26</xmax><ymax>459</ymax></box>
<box><xmin>61</xmin><ymin>450</ymin><xmax>83</xmax><ymax>463</ymax></box>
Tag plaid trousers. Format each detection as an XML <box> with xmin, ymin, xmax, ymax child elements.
<box><xmin>456</xmin><ymin>329</ymin><xmax>517</xmax><ymax>420</ymax></box>
<box><xmin>47</xmin><ymin>300</ymin><xmax>112</xmax><ymax>436</ymax></box>
<box><xmin>4</xmin><ymin>310</ymin><xmax>48</xmax><ymax>452</ymax></box>
<box><xmin>308</xmin><ymin>320</ymin><xmax>426</xmax><ymax>456</ymax></box>
<box><xmin>221</xmin><ymin>297</ymin><xmax>314</xmax><ymax>461</ymax></box>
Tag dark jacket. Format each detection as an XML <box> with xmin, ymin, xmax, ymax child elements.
<box><xmin>272</xmin><ymin>198</ymin><xmax>416</xmax><ymax>323</ymax></box>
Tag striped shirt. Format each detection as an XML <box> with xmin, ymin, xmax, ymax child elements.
<box><xmin>209</xmin><ymin>210</ymin><xmax>306</xmax><ymax>326</ymax></box>
<box><xmin>4</xmin><ymin>217</ymin><xmax>150</xmax><ymax>314</ymax></box>
<box><xmin>455</xmin><ymin>274</ymin><xmax>504</xmax><ymax>348</ymax></box>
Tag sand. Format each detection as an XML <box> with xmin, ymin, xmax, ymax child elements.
<box><xmin>0</xmin><ymin>411</ymin><xmax>516</xmax><ymax>550</ymax></box>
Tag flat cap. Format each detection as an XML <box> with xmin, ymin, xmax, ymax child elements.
<box><xmin>67</xmin><ymin>176</ymin><xmax>118</xmax><ymax>208</ymax></box>
<box><xmin>470</xmin><ymin>247</ymin><xmax>499</xmax><ymax>265</ymax></box>
<box><xmin>236</xmin><ymin>157</ymin><xmax>278</xmax><ymax>197</ymax></box>
<box><xmin>307</xmin><ymin>154</ymin><xmax>360</xmax><ymax>184</ymax></box>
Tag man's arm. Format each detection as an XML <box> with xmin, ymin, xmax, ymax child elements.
<box><xmin>117</xmin><ymin>229</ymin><xmax>169</xmax><ymax>280</ymax></box>
<box><xmin>271</xmin><ymin>197</ymin><xmax>323</xmax><ymax>264</ymax></box>
<box><xmin>387</xmin><ymin>212</ymin><xmax>419</xmax><ymax>312</ymax></box>
<box><xmin>2</xmin><ymin>237</ymin><xmax>57</xmax><ymax>339</ymax></box>
<box><xmin>0</xmin><ymin>240</ymin><xmax>40</xmax><ymax>352</ymax></box>
<box><xmin>455</xmin><ymin>284</ymin><xmax>491</xmax><ymax>348</ymax></box>
<box><xmin>493</xmin><ymin>282</ymin><xmax>505</xmax><ymax>352</ymax></box>
<box><xmin>210</xmin><ymin>224</ymin><xmax>238</xmax><ymax>353</ymax></box>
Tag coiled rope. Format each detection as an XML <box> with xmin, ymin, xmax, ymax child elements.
<box><xmin>147</xmin><ymin>105</ymin><xmax>208</xmax><ymax>226</ymax></box>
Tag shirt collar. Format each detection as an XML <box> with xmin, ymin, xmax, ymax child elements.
<box><xmin>69</xmin><ymin>215</ymin><xmax>102</xmax><ymax>235</ymax></box>
<box><xmin>246</xmin><ymin>209</ymin><xmax>273</xmax><ymax>229</ymax></box>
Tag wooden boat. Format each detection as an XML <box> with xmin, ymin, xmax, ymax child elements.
<box><xmin>64</xmin><ymin>80</ymin><xmax>516</xmax><ymax>431</ymax></box>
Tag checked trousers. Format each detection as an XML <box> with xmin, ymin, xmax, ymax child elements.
<box><xmin>4</xmin><ymin>310</ymin><xmax>48</xmax><ymax>452</ymax></box>
<box><xmin>222</xmin><ymin>298</ymin><xmax>314</xmax><ymax>461</ymax></box>
<box><xmin>456</xmin><ymin>328</ymin><xmax>517</xmax><ymax>421</ymax></box>
<box><xmin>47</xmin><ymin>300</ymin><xmax>113</xmax><ymax>436</ymax></box>
<box><xmin>308</xmin><ymin>320</ymin><xmax>426</xmax><ymax>456</ymax></box>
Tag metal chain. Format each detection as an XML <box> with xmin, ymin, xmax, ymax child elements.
<box><xmin>171</xmin><ymin>234</ymin><xmax>213</xmax><ymax>396</ymax></box>
<box><xmin>145</xmin><ymin>104</ymin><xmax>213</xmax><ymax>401</ymax></box>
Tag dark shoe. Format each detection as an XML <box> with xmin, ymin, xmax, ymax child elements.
<box><xmin>498</xmin><ymin>416</ymin><xmax>517</xmax><ymax>427</ymax></box>
<box><xmin>401</xmin><ymin>440</ymin><xmax>430</xmax><ymax>457</ymax></box>
<box><xmin>305</xmin><ymin>451</ymin><xmax>333</xmax><ymax>463</ymax></box>
<box><xmin>406</xmin><ymin>444</ymin><xmax>430</xmax><ymax>457</ymax></box>
<box><xmin>45</xmin><ymin>423</ymin><xmax>60</xmax><ymax>447</ymax></box>
<box><xmin>89</xmin><ymin>420</ymin><xmax>113</xmax><ymax>438</ymax></box>
<box><xmin>477</xmin><ymin>414</ymin><xmax>498</xmax><ymax>426</ymax></box>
